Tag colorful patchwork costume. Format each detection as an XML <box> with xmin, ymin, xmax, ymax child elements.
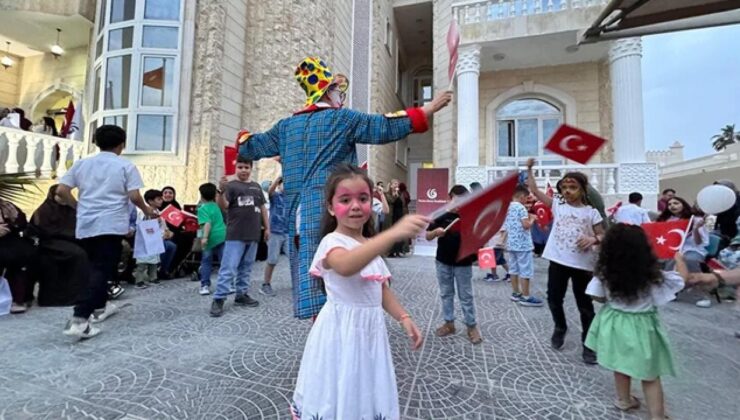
<box><xmin>237</xmin><ymin>57</ymin><xmax>430</xmax><ymax>319</ymax></box>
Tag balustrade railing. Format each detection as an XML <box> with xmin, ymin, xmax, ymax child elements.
<box><xmin>0</xmin><ymin>126</ymin><xmax>83</xmax><ymax>178</ymax></box>
<box><xmin>452</xmin><ymin>0</ymin><xmax>609</xmax><ymax>24</ymax></box>
<box><xmin>486</xmin><ymin>163</ymin><xmax>619</xmax><ymax>194</ymax></box>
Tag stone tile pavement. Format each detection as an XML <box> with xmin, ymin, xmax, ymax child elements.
<box><xmin>1</xmin><ymin>256</ymin><xmax>738</xmax><ymax>419</ymax></box>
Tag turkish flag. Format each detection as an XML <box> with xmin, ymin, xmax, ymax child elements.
<box><xmin>532</xmin><ymin>201</ymin><xmax>552</xmax><ymax>228</ymax></box>
<box><xmin>224</xmin><ymin>146</ymin><xmax>237</xmax><ymax>176</ymax></box>
<box><xmin>160</xmin><ymin>205</ymin><xmax>185</xmax><ymax>227</ymax></box>
<box><xmin>441</xmin><ymin>172</ymin><xmax>518</xmax><ymax>261</ymax></box>
<box><xmin>478</xmin><ymin>247</ymin><xmax>497</xmax><ymax>269</ymax></box>
<box><xmin>546</xmin><ymin>183</ymin><xmax>554</xmax><ymax>198</ymax></box>
<box><xmin>183</xmin><ymin>216</ymin><xmax>199</xmax><ymax>233</ymax></box>
<box><xmin>143</xmin><ymin>66</ymin><xmax>164</xmax><ymax>89</ymax></box>
<box><xmin>447</xmin><ymin>17</ymin><xmax>460</xmax><ymax>83</ymax></box>
<box><xmin>544</xmin><ymin>124</ymin><xmax>606</xmax><ymax>164</ymax></box>
<box><xmin>640</xmin><ymin>219</ymin><xmax>691</xmax><ymax>259</ymax></box>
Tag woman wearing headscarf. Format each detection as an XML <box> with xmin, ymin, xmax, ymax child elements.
<box><xmin>12</xmin><ymin>108</ymin><xmax>32</xmax><ymax>131</ymax></box>
<box><xmin>29</xmin><ymin>185</ymin><xmax>88</xmax><ymax>306</ymax></box>
<box><xmin>0</xmin><ymin>197</ymin><xmax>36</xmax><ymax>313</ymax></box>
<box><xmin>384</xmin><ymin>179</ymin><xmax>408</xmax><ymax>257</ymax></box>
<box><xmin>160</xmin><ymin>186</ymin><xmax>195</xmax><ymax>276</ymax></box>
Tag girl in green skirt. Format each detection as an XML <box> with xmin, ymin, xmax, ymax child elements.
<box><xmin>585</xmin><ymin>224</ymin><xmax>689</xmax><ymax>420</ymax></box>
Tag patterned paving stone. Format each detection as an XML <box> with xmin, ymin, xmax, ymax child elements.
<box><xmin>1</xmin><ymin>255</ymin><xmax>738</xmax><ymax>419</ymax></box>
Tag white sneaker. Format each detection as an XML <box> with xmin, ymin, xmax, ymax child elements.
<box><xmin>63</xmin><ymin>319</ymin><xmax>101</xmax><ymax>339</ymax></box>
<box><xmin>199</xmin><ymin>286</ymin><xmax>211</xmax><ymax>295</ymax></box>
<box><xmin>696</xmin><ymin>299</ymin><xmax>712</xmax><ymax>308</ymax></box>
<box><xmin>90</xmin><ymin>303</ymin><xmax>120</xmax><ymax>324</ymax></box>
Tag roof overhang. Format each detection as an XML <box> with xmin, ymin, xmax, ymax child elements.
<box><xmin>580</xmin><ymin>0</ymin><xmax>740</xmax><ymax>44</ymax></box>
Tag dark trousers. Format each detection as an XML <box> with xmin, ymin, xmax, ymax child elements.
<box><xmin>547</xmin><ymin>261</ymin><xmax>595</xmax><ymax>343</ymax></box>
<box><xmin>36</xmin><ymin>239</ymin><xmax>88</xmax><ymax>306</ymax></box>
<box><xmin>73</xmin><ymin>235</ymin><xmax>123</xmax><ymax>319</ymax></box>
<box><xmin>0</xmin><ymin>235</ymin><xmax>36</xmax><ymax>304</ymax></box>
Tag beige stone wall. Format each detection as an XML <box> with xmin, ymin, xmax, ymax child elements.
<box><xmin>0</xmin><ymin>0</ymin><xmax>96</xmax><ymax>21</ymax></box>
<box><xmin>16</xmin><ymin>47</ymin><xmax>89</xmax><ymax>112</ymax></box>
<box><xmin>240</xmin><ymin>0</ymin><xmax>354</xmax><ymax>184</ymax></box>
<box><xmin>0</xmin><ymin>53</ymin><xmax>22</xmax><ymax>107</ymax></box>
<box><xmin>368</xmin><ymin>0</ymin><xmax>408</xmax><ymax>186</ymax></box>
<box><xmin>479</xmin><ymin>61</ymin><xmax>612</xmax><ymax>165</ymax></box>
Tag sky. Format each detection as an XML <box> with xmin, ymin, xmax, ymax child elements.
<box><xmin>642</xmin><ymin>23</ymin><xmax>740</xmax><ymax>159</ymax></box>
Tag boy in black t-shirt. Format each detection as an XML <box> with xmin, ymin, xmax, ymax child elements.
<box><xmin>426</xmin><ymin>185</ymin><xmax>482</xmax><ymax>344</ymax></box>
<box><xmin>211</xmin><ymin>157</ymin><xmax>270</xmax><ymax>317</ymax></box>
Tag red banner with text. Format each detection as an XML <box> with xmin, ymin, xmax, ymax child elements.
<box><xmin>414</xmin><ymin>168</ymin><xmax>449</xmax><ymax>256</ymax></box>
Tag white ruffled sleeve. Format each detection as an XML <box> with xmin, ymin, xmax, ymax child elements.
<box><xmin>308</xmin><ymin>233</ymin><xmax>347</xmax><ymax>278</ymax></box>
<box><xmin>651</xmin><ymin>271</ymin><xmax>685</xmax><ymax>307</ymax></box>
<box><xmin>360</xmin><ymin>256</ymin><xmax>392</xmax><ymax>283</ymax></box>
<box><xmin>586</xmin><ymin>276</ymin><xmax>606</xmax><ymax>298</ymax></box>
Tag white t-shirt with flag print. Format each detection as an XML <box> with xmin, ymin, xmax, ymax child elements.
<box><xmin>543</xmin><ymin>196</ymin><xmax>603</xmax><ymax>271</ymax></box>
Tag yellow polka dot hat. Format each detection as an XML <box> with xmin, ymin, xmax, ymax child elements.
<box><xmin>295</xmin><ymin>57</ymin><xmax>334</xmax><ymax>107</ymax></box>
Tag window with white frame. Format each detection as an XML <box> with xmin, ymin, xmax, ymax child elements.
<box><xmin>90</xmin><ymin>0</ymin><xmax>183</xmax><ymax>154</ymax></box>
<box><xmin>495</xmin><ymin>98</ymin><xmax>563</xmax><ymax>166</ymax></box>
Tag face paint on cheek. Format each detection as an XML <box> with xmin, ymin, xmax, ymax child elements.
<box><xmin>332</xmin><ymin>202</ymin><xmax>352</xmax><ymax>219</ymax></box>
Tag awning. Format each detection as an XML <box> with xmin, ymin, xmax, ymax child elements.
<box><xmin>580</xmin><ymin>0</ymin><xmax>740</xmax><ymax>44</ymax></box>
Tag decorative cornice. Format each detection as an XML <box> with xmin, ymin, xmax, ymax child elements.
<box><xmin>608</xmin><ymin>37</ymin><xmax>642</xmax><ymax>63</ymax></box>
<box><xmin>457</xmin><ymin>44</ymin><xmax>481</xmax><ymax>75</ymax></box>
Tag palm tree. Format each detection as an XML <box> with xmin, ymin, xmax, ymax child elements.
<box><xmin>0</xmin><ymin>173</ymin><xmax>40</xmax><ymax>205</ymax></box>
<box><xmin>711</xmin><ymin>124</ymin><xmax>740</xmax><ymax>151</ymax></box>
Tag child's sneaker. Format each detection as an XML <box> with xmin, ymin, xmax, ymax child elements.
<box><xmin>90</xmin><ymin>303</ymin><xmax>120</xmax><ymax>324</ymax></box>
<box><xmin>63</xmin><ymin>319</ymin><xmax>101</xmax><ymax>339</ymax></box>
<box><xmin>260</xmin><ymin>283</ymin><xmax>276</xmax><ymax>296</ymax></box>
<box><xmin>135</xmin><ymin>282</ymin><xmax>148</xmax><ymax>289</ymax></box>
<box><xmin>108</xmin><ymin>284</ymin><xmax>125</xmax><ymax>299</ymax></box>
<box><xmin>234</xmin><ymin>294</ymin><xmax>259</xmax><ymax>307</ymax></box>
<box><xmin>519</xmin><ymin>296</ymin><xmax>544</xmax><ymax>307</ymax></box>
<box><xmin>483</xmin><ymin>273</ymin><xmax>499</xmax><ymax>283</ymax></box>
<box><xmin>199</xmin><ymin>286</ymin><xmax>210</xmax><ymax>295</ymax></box>
<box><xmin>510</xmin><ymin>292</ymin><xmax>523</xmax><ymax>302</ymax></box>
<box><xmin>210</xmin><ymin>299</ymin><xmax>225</xmax><ymax>317</ymax></box>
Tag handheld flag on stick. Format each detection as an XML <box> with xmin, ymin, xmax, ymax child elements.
<box><xmin>447</xmin><ymin>16</ymin><xmax>460</xmax><ymax>91</ymax></box>
<box><xmin>544</xmin><ymin>124</ymin><xmax>607</xmax><ymax>164</ymax></box>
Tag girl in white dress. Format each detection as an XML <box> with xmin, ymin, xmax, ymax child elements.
<box><xmin>291</xmin><ymin>164</ymin><xmax>427</xmax><ymax>420</ymax></box>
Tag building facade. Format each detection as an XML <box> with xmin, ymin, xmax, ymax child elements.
<box><xmin>1</xmin><ymin>0</ymin><xmax>658</xmax><ymax>211</ymax></box>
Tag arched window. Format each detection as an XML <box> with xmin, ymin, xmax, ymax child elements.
<box><xmin>89</xmin><ymin>0</ymin><xmax>184</xmax><ymax>154</ymax></box>
<box><xmin>495</xmin><ymin>98</ymin><xmax>562</xmax><ymax>166</ymax></box>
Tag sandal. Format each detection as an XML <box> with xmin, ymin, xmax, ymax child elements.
<box><xmin>613</xmin><ymin>395</ymin><xmax>640</xmax><ymax>411</ymax></box>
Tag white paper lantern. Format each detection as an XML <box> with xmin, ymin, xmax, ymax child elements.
<box><xmin>696</xmin><ymin>185</ymin><xmax>736</xmax><ymax>215</ymax></box>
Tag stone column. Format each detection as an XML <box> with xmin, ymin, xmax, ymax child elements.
<box><xmin>609</xmin><ymin>37</ymin><xmax>645</xmax><ymax>163</ymax></box>
<box><xmin>456</xmin><ymin>44</ymin><xmax>481</xmax><ymax>168</ymax></box>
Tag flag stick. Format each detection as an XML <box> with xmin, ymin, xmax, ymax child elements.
<box><xmin>677</xmin><ymin>215</ymin><xmax>694</xmax><ymax>251</ymax></box>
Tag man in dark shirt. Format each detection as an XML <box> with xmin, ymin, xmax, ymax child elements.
<box><xmin>426</xmin><ymin>185</ymin><xmax>482</xmax><ymax>344</ymax></box>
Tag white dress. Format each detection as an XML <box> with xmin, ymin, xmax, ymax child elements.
<box><xmin>292</xmin><ymin>232</ymin><xmax>398</xmax><ymax>420</ymax></box>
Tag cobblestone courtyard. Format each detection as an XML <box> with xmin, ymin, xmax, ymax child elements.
<box><xmin>1</xmin><ymin>256</ymin><xmax>738</xmax><ymax>419</ymax></box>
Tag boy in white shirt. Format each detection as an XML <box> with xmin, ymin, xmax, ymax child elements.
<box><xmin>57</xmin><ymin>125</ymin><xmax>157</xmax><ymax>339</ymax></box>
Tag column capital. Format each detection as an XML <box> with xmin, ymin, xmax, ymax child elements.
<box><xmin>608</xmin><ymin>37</ymin><xmax>642</xmax><ymax>63</ymax></box>
<box><xmin>457</xmin><ymin>44</ymin><xmax>481</xmax><ymax>76</ymax></box>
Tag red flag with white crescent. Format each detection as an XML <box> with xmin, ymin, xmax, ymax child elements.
<box><xmin>160</xmin><ymin>205</ymin><xmax>185</xmax><ymax>228</ymax></box>
<box><xmin>447</xmin><ymin>17</ymin><xmax>460</xmax><ymax>83</ymax></box>
<box><xmin>447</xmin><ymin>172</ymin><xmax>518</xmax><ymax>261</ymax></box>
<box><xmin>640</xmin><ymin>219</ymin><xmax>691</xmax><ymax>259</ymax></box>
<box><xmin>478</xmin><ymin>247</ymin><xmax>497</xmax><ymax>269</ymax></box>
<box><xmin>544</xmin><ymin>124</ymin><xmax>606</xmax><ymax>164</ymax></box>
<box><xmin>532</xmin><ymin>201</ymin><xmax>552</xmax><ymax>228</ymax></box>
<box><xmin>224</xmin><ymin>146</ymin><xmax>237</xmax><ymax>176</ymax></box>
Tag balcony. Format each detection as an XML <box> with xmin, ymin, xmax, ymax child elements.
<box><xmin>0</xmin><ymin>127</ymin><xmax>84</xmax><ymax>179</ymax></box>
<box><xmin>452</xmin><ymin>0</ymin><xmax>609</xmax><ymax>24</ymax></box>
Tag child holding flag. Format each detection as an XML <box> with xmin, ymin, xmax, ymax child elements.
<box><xmin>526</xmin><ymin>158</ymin><xmax>605</xmax><ymax>364</ymax></box>
<box><xmin>504</xmin><ymin>185</ymin><xmax>543</xmax><ymax>307</ymax></box>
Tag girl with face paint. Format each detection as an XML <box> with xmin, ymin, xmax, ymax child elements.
<box><xmin>292</xmin><ymin>164</ymin><xmax>429</xmax><ymax>420</ymax></box>
<box><xmin>526</xmin><ymin>158</ymin><xmax>606</xmax><ymax>365</ymax></box>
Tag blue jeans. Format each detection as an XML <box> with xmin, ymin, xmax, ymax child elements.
<box><xmin>199</xmin><ymin>242</ymin><xmax>224</xmax><ymax>287</ymax></box>
<box><xmin>214</xmin><ymin>240</ymin><xmax>258</xmax><ymax>299</ymax></box>
<box><xmin>160</xmin><ymin>240</ymin><xmax>177</xmax><ymax>273</ymax></box>
<box><xmin>435</xmin><ymin>261</ymin><xmax>476</xmax><ymax>327</ymax></box>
